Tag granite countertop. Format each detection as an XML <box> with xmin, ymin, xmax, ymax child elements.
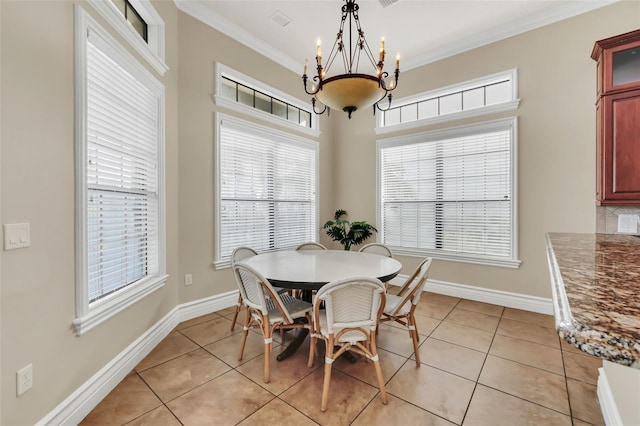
<box><xmin>546</xmin><ymin>232</ymin><xmax>640</xmax><ymax>368</ymax></box>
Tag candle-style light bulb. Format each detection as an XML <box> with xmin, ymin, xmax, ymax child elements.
<box><xmin>396</xmin><ymin>53</ymin><xmax>400</xmax><ymax>69</ymax></box>
<box><xmin>304</xmin><ymin>59</ymin><xmax>308</xmax><ymax>75</ymax></box>
<box><xmin>316</xmin><ymin>39</ymin><xmax>322</xmax><ymax>66</ymax></box>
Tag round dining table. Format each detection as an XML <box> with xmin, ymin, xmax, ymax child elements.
<box><xmin>238</xmin><ymin>249</ymin><xmax>402</xmax><ymax>361</ymax></box>
<box><xmin>238</xmin><ymin>249</ymin><xmax>403</xmax><ymax>291</ymax></box>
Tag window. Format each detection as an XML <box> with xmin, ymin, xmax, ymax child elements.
<box><xmin>220</xmin><ymin>77</ymin><xmax>312</xmax><ymax>128</ymax></box>
<box><xmin>88</xmin><ymin>0</ymin><xmax>167</xmax><ymax>75</ymax></box>
<box><xmin>74</xmin><ymin>7</ymin><xmax>166</xmax><ymax>335</ymax></box>
<box><xmin>215</xmin><ymin>114</ymin><xmax>318</xmax><ymax>267</ymax></box>
<box><xmin>377</xmin><ymin>69</ymin><xmax>519</xmax><ymax>133</ymax></box>
<box><xmin>110</xmin><ymin>0</ymin><xmax>148</xmax><ymax>41</ymax></box>
<box><xmin>378</xmin><ymin>118</ymin><xmax>519</xmax><ymax>268</ymax></box>
<box><xmin>214</xmin><ymin>63</ymin><xmax>319</xmax><ymax>137</ymax></box>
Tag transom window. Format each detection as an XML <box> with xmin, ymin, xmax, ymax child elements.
<box><xmin>378</xmin><ymin>118</ymin><xmax>519</xmax><ymax>268</ymax></box>
<box><xmin>220</xmin><ymin>76</ymin><xmax>312</xmax><ymax>128</ymax></box>
<box><xmin>111</xmin><ymin>0</ymin><xmax>148</xmax><ymax>42</ymax></box>
<box><xmin>214</xmin><ymin>63</ymin><xmax>318</xmax><ymax>136</ymax></box>
<box><xmin>378</xmin><ymin>69</ymin><xmax>519</xmax><ymax>132</ymax></box>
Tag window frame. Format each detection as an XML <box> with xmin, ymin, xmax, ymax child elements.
<box><xmin>73</xmin><ymin>6</ymin><xmax>167</xmax><ymax>336</ymax></box>
<box><xmin>375</xmin><ymin>69</ymin><xmax>520</xmax><ymax>135</ymax></box>
<box><xmin>213</xmin><ymin>63</ymin><xmax>320</xmax><ymax>138</ymax></box>
<box><xmin>88</xmin><ymin>0</ymin><xmax>167</xmax><ymax>75</ymax></box>
<box><xmin>213</xmin><ymin>113</ymin><xmax>320</xmax><ymax>270</ymax></box>
<box><xmin>377</xmin><ymin>117</ymin><xmax>520</xmax><ymax>268</ymax></box>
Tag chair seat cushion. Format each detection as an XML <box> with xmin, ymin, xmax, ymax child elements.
<box><xmin>266</xmin><ymin>294</ymin><xmax>312</xmax><ymax>324</ymax></box>
<box><xmin>316</xmin><ymin>312</ymin><xmax>369</xmax><ymax>344</ymax></box>
<box><xmin>383</xmin><ymin>294</ymin><xmax>411</xmax><ymax>317</ymax></box>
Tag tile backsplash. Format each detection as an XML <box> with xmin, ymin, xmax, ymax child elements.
<box><xmin>596</xmin><ymin>206</ymin><xmax>640</xmax><ymax>234</ymax></box>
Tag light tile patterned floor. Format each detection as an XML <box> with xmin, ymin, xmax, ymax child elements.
<box><xmin>80</xmin><ymin>293</ymin><xmax>605</xmax><ymax>426</ymax></box>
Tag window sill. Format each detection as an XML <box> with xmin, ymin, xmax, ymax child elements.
<box><xmin>392</xmin><ymin>248</ymin><xmax>521</xmax><ymax>269</ymax></box>
<box><xmin>73</xmin><ymin>274</ymin><xmax>168</xmax><ymax>336</ymax></box>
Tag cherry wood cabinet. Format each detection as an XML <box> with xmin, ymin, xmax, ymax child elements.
<box><xmin>592</xmin><ymin>29</ymin><xmax>640</xmax><ymax>205</ymax></box>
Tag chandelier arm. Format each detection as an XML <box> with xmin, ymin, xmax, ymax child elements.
<box><xmin>311</xmin><ymin>98</ymin><xmax>329</xmax><ymax>115</ymax></box>
<box><xmin>379</xmin><ymin>71</ymin><xmax>389</xmax><ymax>89</ymax></box>
<box><xmin>374</xmin><ymin>93</ymin><xmax>394</xmax><ymax>112</ymax></box>
<box><xmin>303</xmin><ymin>75</ymin><xmax>323</xmax><ymax>96</ymax></box>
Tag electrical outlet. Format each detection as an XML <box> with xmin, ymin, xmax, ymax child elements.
<box><xmin>16</xmin><ymin>364</ymin><xmax>33</xmax><ymax>396</ymax></box>
<box><xmin>184</xmin><ymin>274</ymin><xmax>193</xmax><ymax>286</ymax></box>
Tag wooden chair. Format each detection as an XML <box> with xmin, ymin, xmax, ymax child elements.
<box><xmin>378</xmin><ymin>257</ymin><xmax>433</xmax><ymax>366</ymax></box>
<box><xmin>358</xmin><ymin>242</ymin><xmax>393</xmax><ymax>258</ymax></box>
<box><xmin>229</xmin><ymin>247</ymin><xmax>258</xmax><ymax>331</ymax></box>
<box><xmin>294</xmin><ymin>242</ymin><xmax>327</xmax><ymax>299</ymax></box>
<box><xmin>234</xmin><ymin>263</ymin><xmax>313</xmax><ymax>383</ymax></box>
<box><xmin>295</xmin><ymin>241</ymin><xmax>327</xmax><ymax>250</ymax></box>
<box><xmin>308</xmin><ymin>277</ymin><xmax>388</xmax><ymax>411</ymax></box>
<box><xmin>230</xmin><ymin>246</ymin><xmax>290</xmax><ymax>331</ymax></box>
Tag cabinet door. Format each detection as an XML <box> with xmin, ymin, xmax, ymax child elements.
<box><xmin>599</xmin><ymin>89</ymin><xmax>640</xmax><ymax>204</ymax></box>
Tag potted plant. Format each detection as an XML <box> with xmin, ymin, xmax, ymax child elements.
<box><xmin>322</xmin><ymin>209</ymin><xmax>378</xmax><ymax>251</ymax></box>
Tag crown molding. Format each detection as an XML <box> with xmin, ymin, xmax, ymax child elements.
<box><xmin>174</xmin><ymin>0</ymin><xmax>618</xmax><ymax>74</ymax></box>
<box><xmin>174</xmin><ymin>0</ymin><xmax>301</xmax><ymax>73</ymax></box>
<box><xmin>401</xmin><ymin>0</ymin><xmax>619</xmax><ymax>70</ymax></box>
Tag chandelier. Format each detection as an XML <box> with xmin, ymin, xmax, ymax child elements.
<box><xmin>302</xmin><ymin>0</ymin><xmax>400</xmax><ymax>119</ymax></box>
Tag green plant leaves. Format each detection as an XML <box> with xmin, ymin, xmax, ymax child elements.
<box><xmin>323</xmin><ymin>210</ymin><xmax>377</xmax><ymax>250</ymax></box>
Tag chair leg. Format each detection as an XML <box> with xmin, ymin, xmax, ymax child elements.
<box><xmin>263</xmin><ymin>316</ymin><xmax>272</xmax><ymax>383</ymax></box>
<box><xmin>307</xmin><ymin>335</ymin><xmax>316</xmax><ymax>367</ymax></box>
<box><xmin>238</xmin><ymin>309</ymin><xmax>251</xmax><ymax>361</ymax></box>
<box><xmin>372</xmin><ymin>360</ymin><xmax>388</xmax><ymax>404</ymax></box>
<box><xmin>321</xmin><ymin>359</ymin><xmax>333</xmax><ymax>412</ymax></box>
<box><xmin>320</xmin><ymin>338</ymin><xmax>335</xmax><ymax>412</ymax></box>
<box><xmin>409</xmin><ymin>313</ymin><xmax>421</xmax><ymax>366</ymax></box>
<box><xmin>230</xmin><ymin>294</ymin><xmax>242</xmax><ymax>332</ymax></box>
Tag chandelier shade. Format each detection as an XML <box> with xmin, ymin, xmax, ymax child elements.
<box><xmin>302</xmin><ymin>0</ymin><xmax>400</xmax><ymax>119</ymax></box>
<box><xmin>315</xmin><ymin>74</ymin><xmax>387</xmax><ymax>116</ymax></box>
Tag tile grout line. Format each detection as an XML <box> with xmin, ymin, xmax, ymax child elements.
<box><xmin>99</xmin><ymin>303</ymin><xmax>585</xmax><ymax>426</ymax></box>
<box><xmin>457</xmin><ymin>305</ymin><xmax>504</xmax><ymax>425</ymax></box>
<box><xmin>559</xmin><ymin>334</ymin><xmax>577</xmax><ymax>423</ymax></box>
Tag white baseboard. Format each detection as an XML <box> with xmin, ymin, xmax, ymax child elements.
<box><xmin>37</xmin><ymin>291</ymin><xmax>239</xmax><ymax>426</ymax></box>
<box><xmin>390</xmin><ymin>276</ymin><xmax>553</xmax><ymax>315</ymax></box>
<box><xmin>178</xmin><ymin>290</ymin><xmax>239</xmax><ymax>323</ymax></box>
<box><xmin>597</xmin><ymin>367</ymin><xmax>624</xmax><ymax>426</ymax></box>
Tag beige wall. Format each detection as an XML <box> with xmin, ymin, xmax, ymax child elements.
<box><xmin>0</xmin><ymin>1</ymin><xmax>180</xmax><ymax>424</ymax></box>
<box><xmin>333</xmin><ymin>1</ymin><xmax>640</xmax><ymax>298</ymax></box>
<box><xmin>176</xmin><ymin>11</ymin><xmax>336</xmax><ymax>302</ymax></box>
<box><xmin>1</xmin><ymin>0</ymin><xmax>638</xmax><ymax>424</ymax></box>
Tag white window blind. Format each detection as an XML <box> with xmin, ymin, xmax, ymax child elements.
<box><xmin>379</xmin><ymin>119</ymin><xmax>517</xmax><ymax>264</ymax></box>
<box><xmin>219</xmin><ymin>119</ymin><xmax>318</xmax><ymax>261</ymax></box>
<box><xmin>85</xmin><ymin>32</ymin><xmax>160</xmax><ymax>303</ymax></box>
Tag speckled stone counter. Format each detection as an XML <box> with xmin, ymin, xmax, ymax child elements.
<box><xmin>546</xmin><ymin>232</ymin><xmax>640</xmax><ymax>368</ymax></box>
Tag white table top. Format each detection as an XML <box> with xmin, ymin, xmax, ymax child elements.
<box><xmin>238</xmin><ymin>249</ymin><xmax>403</xmax><ymax>290</ymax></box>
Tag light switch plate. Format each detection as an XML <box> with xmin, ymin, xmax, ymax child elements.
<box><xmin>617</xmin><ymin>214</ymin><xmax>639</xmax><ymax>234</ymax></box>
<box><xmin>4</xmin><ymin>223</ymin><xmax>31</xmax><ymax>250</ymax></box>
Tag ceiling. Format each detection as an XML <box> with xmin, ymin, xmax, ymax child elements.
<box><xmin>174</xmin><ymin>0</ymin><xmax>616</xmax><ymax>73</ymax></box>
